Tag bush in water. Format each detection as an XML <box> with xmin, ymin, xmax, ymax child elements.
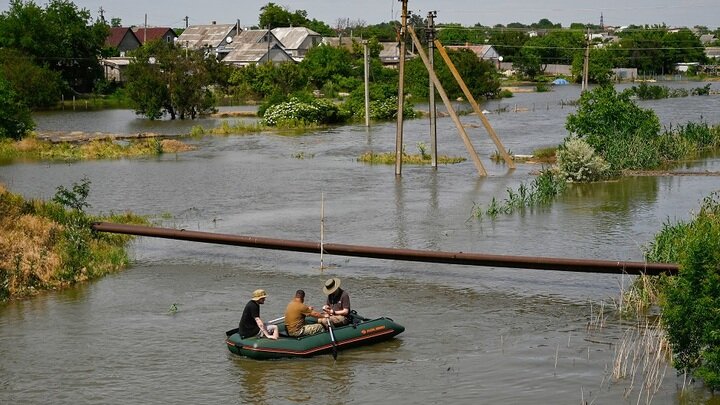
<box><xmin>556</xmin><ymin>137</ymin><xmax>611</xmax><ymax>182</ymax></box>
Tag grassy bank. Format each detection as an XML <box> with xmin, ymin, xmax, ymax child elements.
<box><xmin>0</xmin><ymin>136</ymin><xmax>194</xmax><ymax>162</ymax></box>
<box><xmin>621</xmin><ymin>192</ymin><xmax>720</xmax><ymax>391</ymax></box>
<box><xmin>0</xmin><ymin>182</ymin><xmax>147</xmax><ymax>301</ymax></box>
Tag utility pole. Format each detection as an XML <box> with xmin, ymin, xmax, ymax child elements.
<box><xmin>363</xmin><ymin>40</ymin><xmax>370</xmax><ymax>127</ymax></box>
<box><xmin>427</xmin><ymin>11</ymin><xmax>438</xmax><ymax>168</ymax></box>
<box><xmin>394</xmin><ymin>0</ymin><xmax>408</xmax><ymax>176</ymax></box>
<box><xmin>266</xmin><ymin>27</ymin><xmax>271</xmax><ymax>64</ymax></box>
<box><xmin>582</xmin><ymin>27</ymin><xmax>590</xmax><ymax>92</ymax></box>
<box><xmin>98</xmin><ymin>6</ymin><xmax>105</xmax><ymax>24</ymax></box>
<box><xmin>144</xmin><ymin>14</ymin><xmax>147</xmax><ymax>44</ymax></box>
<box><xmin>184</xmin><ymin>16</ymin><xmax>189</xmax><ymax>29</ymax></box>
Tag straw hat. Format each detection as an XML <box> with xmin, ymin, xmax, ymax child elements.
<box><xmin>323</xmin><ymin>278</ymin><xmax>341</xmax><ymax>295</ymax></box>
<box><xmin>251</xmin><ymin>289</ymin><xmax>268</xmax><ymax>301</ymax></box>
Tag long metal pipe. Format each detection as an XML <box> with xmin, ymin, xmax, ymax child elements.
<box><xmin>92</xmin><ymin>222</ymin><xmax>678</xmax><ymax>275</ymax></box>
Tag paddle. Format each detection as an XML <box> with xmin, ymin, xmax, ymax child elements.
<box><xmin>327</xmin><ymin>322</ymin><xmax>338</xmax><ymax>360</ymax></box>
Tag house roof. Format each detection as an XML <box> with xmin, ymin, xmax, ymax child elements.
<box><xmin>446</xmin><ymin>45</ymin><xmax>498</xmax><ymax>59</ymax></box>
<box><xmin>223</xmin><ymin>43</ymin><xmax>292</xmax><ymax>64</ymax></box>
<box><xmin>132</xmin><ymin>27</ymin><xmax>177</xmax><ymax>44</ymax></box>
<box><xmin>321</xmin><ymin>37</ymin><xmax>354</xmax><ymax>50</ymax></box>
<box><xmin>699</xmin><ymin>34</ymin><xmax>717</xmax><ymax>45</ymax></box>
<box><xmin>106</xmin><ymin>27</ymin><xmax>139</xmax><ymax>47</ymax></box>
<box><xmin>177</xmin><ymin>23</ymin><xmax>236</xmax><ymax>49</ymax></box>
<box><xmin>271</xmin><ymin>27</ymin><xmax>321</xmax><ymax>49</ymax></box>
<box><xmin>227</xmin><ymin>30</ymin><xmax>274</xmax><ymax>47</ymax></box>
<box><xmin>706</xmin><ymin>47</ymin><xmax>720</xmax><ymax>58</ymax></box>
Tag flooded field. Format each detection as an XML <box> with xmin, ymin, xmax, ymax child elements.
<box><xmin>1</xmin><ymin>82</ymin><xmax>719</xmax><ymax>404</ymax></box>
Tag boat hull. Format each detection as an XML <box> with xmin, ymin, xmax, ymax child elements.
<box><xmin>226</xmin><ymin>314</ymin><xmax>404</xmax><ymax>360</ymax></box>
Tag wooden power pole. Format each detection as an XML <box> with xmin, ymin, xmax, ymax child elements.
<box><xmin>427</xmin><ymin>11</ymin><xmax>438</xmax><ymax>168</ymax></box>
<box><xmin>394</xmin><ymin>0</ymin><xmax>408</xmax><ymax>176</ymax></box>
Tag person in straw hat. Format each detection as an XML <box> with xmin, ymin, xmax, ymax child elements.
<box><xmin>319</xmin><ymin>277</ymin><xmax>351</xmax><ymax>328</ymax></box>
<box><xmin>239</xmin><ymin>289</ymin><xmax>279</xmax><ymax>339</ymax></box>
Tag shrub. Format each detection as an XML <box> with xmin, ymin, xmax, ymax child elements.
<box><xmin>556</xmin><ymin>137</ymin><xmax>611</xmax><ymax>182</ymax></box>
<box><xmin>653</xmin><ymin>192</ymin><xmax>720</xmax><ymax>390</ymax></box>
<box><xmin>0</xmin><ymin>76</ymin><xmax>34</xmax><ymax>140</ymax></box>
<box><xmin>261</xmin><ymin>97</ymin><xmax>347</xmax><ymax>126</ymax></box>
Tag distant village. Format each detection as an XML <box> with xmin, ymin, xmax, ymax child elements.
<box><xmin>103</xmin><ymin>22</ymin><xmax>720</xmax><ymax>83</ymax></box>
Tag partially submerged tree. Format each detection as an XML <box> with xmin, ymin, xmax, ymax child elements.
<box><xmin>125</xmin><ymin>40</ymin><xmax>219</xmax><ymax>120</ymax></box>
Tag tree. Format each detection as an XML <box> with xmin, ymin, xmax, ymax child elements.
<box><xmin>437</xmin><ymin>24</ymin><xmax>486</xmax><ymax>46</ymax></box>
<box><xmin>489</xmin><ymin>29</ymin><xmax>529</xmax><ymax>63</ymax></box>
<box><xmin>0</xmin><ymin>0</ymin><xmax>109</xmax><ymax>93</ymax></box>
<box><xmin>565</xmin><ymin>85</ymin><xmax>661</xmax><ymax>170</ymax></box>
<box><xmin>618</xmin><ymin>27</ymin><xmax>706</xmax><ymax>74</ymax></box>
<box><xmin>514</xmin><ymin>30</ymin><xmax>584</xmax><ymax>79</ymax></box>
<box><xmin>0</xmin><ymin>75</ymin><xmax>34</xmax><ymax>140</ymax></box>
<box><xmin>405</xmin><ymin>48</ymin><xmax>499</xmax><ymax>100</ymax></box>
<box><xmin>570</xmin><ymin>47</ymin><xmax>615</xmax><ymax>84</ymax></box>
<box><xmin>0</xmin><ymin>48</ymin><xmax>65</xmax><ymax>108</ymax></box>
<box><xmin>259</xmin><ymin>2</ymin><xmax>305</xmax><ymax>28</ymax></box>
<box><xmin>125</xmin><ymin>40</ymin><xmax>218</xmax><ymax>120</ymax></box>
<box><xmin>300</xmin><ymin>45</ymin><xmax>356</xmax><ymax>89</ymax></box>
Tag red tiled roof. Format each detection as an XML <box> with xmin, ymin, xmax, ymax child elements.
<box><xmin>106</xmin><ymin>27</ymin><xmax>135</xmax><ymax>47</ymax></box>
<box><xmin>132</xmin><ymin>27</ymin><xmax>177</xmax><ymax>44</ymax></box>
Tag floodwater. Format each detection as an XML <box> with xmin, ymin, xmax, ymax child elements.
<box><xmin>1</xmin><ymin>82</ymin><xmax>720</xmax><ymax>404</ymax></box>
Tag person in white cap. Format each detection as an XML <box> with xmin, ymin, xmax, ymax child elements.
<box><xmin>319</xmin><ymin>277</ymin><xmax>351</xmax><ymax>327</ymax></box>
<box><xmin>239</xmin><ymin>289</ymin><xmax>278</xmax><ymax>339</ymax></box>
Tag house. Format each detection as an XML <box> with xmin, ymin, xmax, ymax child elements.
<box><xmin>176</xmin><ymin>23</ymin><xmax>239</xmax><ymax>56</ymax></box>
<box><xmin>101</xmin><ymin>57</ymin><xmax>132</xmax><ymax>82</ymax></box>
<box><xmin>271</xmin><ymin>27</ymin><xmax>322</xmax><ymax>60</ymax></box>
<box><xmin>220</xmin><ymin>29</ymin><xmax>290</xmax><ymax>64</ymax></box>
<box><xmin>700</xmin><ymin>34</ymin><xmax>717</xmax><ymax>45</ymax></box>
<box><xmin>132</xmin><ymin>27</ymin><xmax>178</xmax><ymax>45</ymax></box>
<box><xmin>106</xmin><ymin>27</ymin><xmax>141</xmax><ymax>55</ymax></box>
<box><xmin>378</xmin><ymin>42</ymin><xmax>416</xmax><ymax>67</ymax></box>
<box><xmin>445</xmin><ymin>44</ymin><xmax>500</xmax><ymax>63</ymax></box>
<box><xmin>321</xmin><ymin>36</ymin><xmax>355</xmax><ymax>51</ymax></box>
<box><xmin>222</xmin><ymin>43</ymin><xmax>294</xmax><ymax>66</ymax></box>
<box><xmin>706</xmin><ymin>47</ymin><xmax>720</xmax><ymax>59</ymax></box>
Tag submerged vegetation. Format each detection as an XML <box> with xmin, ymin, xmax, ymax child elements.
<box><xmin>0</xmin><ymin>179</ymin><xmax>147</xmax><ymax>302</ymax></box>
<box><xmin>0</xmin><ymin>136</ymin><xmax>193</xmax><ymax>162</ymax></box>
<box><xmin>358</xmin><ymin>142</ymin><xmax>465</xmax><ymax>165</ymax></box>
<box><xmin>472</xmin><ymin>169</ymin><xmax>566</xmax><ymax>219</ymax></box>
<box><xmin>475</xmin><ymin>85</ymin><xmax>720</xmax><ymax>220</ymax></box>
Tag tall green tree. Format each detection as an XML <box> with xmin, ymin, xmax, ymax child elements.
<box><xmin>0</xmin><ymin>75</ymin><xmax>34</xmax><ymax>140</ymax></box>
<box><xmin>618</xmin><ymin>27</ymin><xmax>706</xmax><ymax>74</ymax></box>
<box><xmin>570</xmin><ymin>47</ymin><xmax>615</xmax><ymax>84</ymax></box>
<box><xmin>0</xmin><ymin>48</ymin><xmax>65</xmax><ymax>109</ymax></box>
<box><xmin>300</xmin><ymin>45</ymin><xmax>356</xmax><ymax>89</ymax></box>
<box><xmin>0</xmin><ymin>0</ymin><xmax>108</xmax><ymax>93</ymax></box>
<box><xmin>259</xmin><ymin>2</ymin><xmax>306</xmax><ymax>28</ymax></box>
<box><xmin>489</xmin><ymin>29</ymin><xmax>529</xmax><ymax>63</ymax></box>
<box><xmin>405</xmin><ymin>48</ymin><xmax>500</xmax><ymax>99</ymax></box>
<box><xmin>125</xmin><ymin>41</ymin><xmax>218</xmax><ymax>120</ymax></box>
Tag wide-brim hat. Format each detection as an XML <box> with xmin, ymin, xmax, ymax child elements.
<box><xmin>252</xmin><ymin>289</ymin><xmax>268</xmax><ymax>301</ymax></box>
<box><xmin>323</xmin><ymin>277</ymin><xmax>341</xmax><ymax>295</ymax></box>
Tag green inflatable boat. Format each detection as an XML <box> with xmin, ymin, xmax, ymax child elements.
<box><xmin>225</xmin><ymin>312</ymin><xmax>404</xmax><ymax>360</ymax></box>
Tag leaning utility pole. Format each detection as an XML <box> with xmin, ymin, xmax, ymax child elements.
<box><xmin>427</xmin><ymin>11</ymin><xmax>438</xmax><ymax>168</ymax></box>
<box><xmin>394</xmin><ymin>0</ymin><xmax>408</xmax><ymax>176</ymax></box>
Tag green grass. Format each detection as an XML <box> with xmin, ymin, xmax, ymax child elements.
<box><xmin>0</xmin><ymin>136</ymin><xmax>188</xmax><ymax>162</ymax></box>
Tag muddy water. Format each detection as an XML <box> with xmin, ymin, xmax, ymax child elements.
<box><xmin>1</xmin><ymin>83</ymin><xmax>719</xmax><ymax>404</ymax></box>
